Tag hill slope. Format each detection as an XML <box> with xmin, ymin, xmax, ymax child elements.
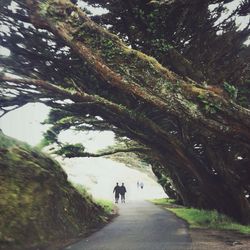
<box><xmin>0</xmin><ymin>131</ymin><xmax>107</xmax><ymax>250</ymax></box>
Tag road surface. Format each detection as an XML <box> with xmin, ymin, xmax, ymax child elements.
<box><xmin>65</xmin><ymin>200</ymin><xmax>191</xmax><ymax>250</ymax></box>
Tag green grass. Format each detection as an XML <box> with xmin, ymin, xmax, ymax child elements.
<box><xmin>95</xmin><ymin>199</ymin><xmax>115</xmax><ymax>214</ymax></box>
<box><xmin>152</xmin><ymin>198</ymin><xmax>250</xmax><ymax>234</ymax></box>
<box><xmin>0</xmin><ymin>131</ymin><xmax>32</xmax><ymax>150</ymax></box>
<box><xmin>70</xmin><ymin>183</ymin><xmax>115</xmax><ymax>214</ymax></box>
<box><xmin>71</xmin><ymin>183</ymin><xmax>93</xmax><ymax>201</ymax></box>
<box><xmin>151</xmin><ymin>198</ymin><xmax>176</xmax><ymax>205</ymax></box>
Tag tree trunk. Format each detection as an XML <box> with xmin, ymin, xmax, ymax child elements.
<box><xmin>22</xmin><ymin>0</ymin><xmax>250</xmax><ymax>223</ymax></box>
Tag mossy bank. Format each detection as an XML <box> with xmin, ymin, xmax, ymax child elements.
<box><xmin>0</xmin><ymin>131</ymin><xmax>109</xmax><ymax>250</ymax></box>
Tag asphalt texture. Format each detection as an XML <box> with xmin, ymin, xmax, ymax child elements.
<box><xmin>65</xmin><ymin>200</ymin><xmax>192</xmax><ymax>250</ymax></box>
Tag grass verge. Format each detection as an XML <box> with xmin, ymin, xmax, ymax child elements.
<box><xmin>151</xmin><ymin>198</ymin><xmax>250</xmax><ymax>234</ymax></box>
<box><xmin>95</xmin><ymin>199</ymin><xmax>115</xmax><ymax>214</ymax></box>
<box><xmin>71</xmin><ymin>183</ymin><xmax>116</xmax><ymax>215</ymax></box>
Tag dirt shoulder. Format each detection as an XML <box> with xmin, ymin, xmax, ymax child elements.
<box><xmin>190</xmin><ymin>227</ymin><xmax>250</xmax><ymax>250</ymax></box>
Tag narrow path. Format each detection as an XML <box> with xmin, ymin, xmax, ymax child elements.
<box><xmin>65</xmin><ymin>200</ymin><xmax>192</xmax><ymax>250</ymax></box>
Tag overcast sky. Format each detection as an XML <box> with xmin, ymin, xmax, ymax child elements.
<box><xmin>0</xmin><ymin>103</ymin><xmax>51</xmax><ymax>145</ymax></box>
<box><xmin>0</xmin><ymin>102</ymin><xmax>115</xmax><ymax>152</ymax></box>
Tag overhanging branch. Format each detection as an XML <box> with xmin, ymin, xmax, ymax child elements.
<box><xmin>24</xmin><ymin>0</ymin><xmax>250</xmax><ymax>142</ymax></box>
<box><xmin>58</xmin><ymin>146</ymin><xmax>149</xmax><ymax>158</ymax></box>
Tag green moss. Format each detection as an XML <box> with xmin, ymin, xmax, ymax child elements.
<box><xmin>223</xmin><ymin>82</ymin><xmax>238</xmax><ymax>100</ymax></box>
<box><xmin>66</xmin><ymin>16</ymin><xmax>176</xmax><ymax>94</ymax></box>
<box><xmin>197</xmin><ymin>93</ymin><xmax>222</xmax><ymax>114</ymax></box>
<box><xmin>39</xmin><ymin>2</ymin><xmax>50</xmax><ymax>17</ymax></box>
<box><xmin>38</xmin><ymin>0</ymin><xmax>180</xmax><ymax>100</ymax></box>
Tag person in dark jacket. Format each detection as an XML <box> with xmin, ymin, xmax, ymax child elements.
<box><xmin>120</xmin><ymin>183</ymin><xmax>127</xmax><ymax>203</ymax></box>
<box><xmin>113</xmin><ymin>183</ymin><xmax>120</xmax><ymax>203</ymax></box>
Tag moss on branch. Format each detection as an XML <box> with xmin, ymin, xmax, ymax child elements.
<box><xmin>55</xmin><ymin>144</ymin><xmax>148</xmax><ymax>158</ymax></box>
<box><xmin>26</xmin><ymin>0</ymin><xmax>250</xmax><ymax>142</ymax></box>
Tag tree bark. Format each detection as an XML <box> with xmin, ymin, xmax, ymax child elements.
<box><xmin>16</xmin><ymin>0</ymin><xmax>250</xmax><ymax>223</ymax></box>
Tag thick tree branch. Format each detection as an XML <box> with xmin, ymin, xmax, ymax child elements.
<box><xmin>59</xmin><ymin>146</ymin><xmax>149</xmax><ymax>158</ymax></box>
<box><xmin>0</xmin><ymin>74</ymin><xmax>208</xmax><ymax>181</ymax></box>
<box><xmin>24</xmin><ymin>0</ymin><xmax>250</xmax><ymax>143</ymax></box>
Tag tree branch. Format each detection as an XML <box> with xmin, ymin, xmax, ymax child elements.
<box><xmin>59</xmin><ymin>146</ymin><xmax>149</xmax><ymax>158</ymax></box>
<box><xmin>24</xmin><ymin>0</ymin><xmax>250</xmax><ymax>143</ymax></box>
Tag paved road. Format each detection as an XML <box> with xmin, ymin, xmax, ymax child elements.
<box><xmin>65</xmin><ymin>200</ymin><xmax>191</xmax><ymax>250</ymax></box>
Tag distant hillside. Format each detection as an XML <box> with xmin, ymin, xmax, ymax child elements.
<box><xmin>0</xmin><ymin>131</ymin><xmax>107</xmax><ymax>250</ymax></box>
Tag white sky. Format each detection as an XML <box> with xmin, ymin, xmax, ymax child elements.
<box><xmin>59</xmin><ymin>129</ymin><xmax>115</xmax><ymax>152</ymax></box>
<box><xmin>77</xmin><ymin>1</ymin><xmax>108</xmax><ymax>16</ymax></box>
<box><xmin>0</xmin><ymin>102</ymin><xmax>116</xmax><ymax>152</ymax></box>
<box><xmin>60</xmin><ymin>157</ymin><xmax>166</xmax><ymax>201</ymax></box>
<box><xmin>0</xmin><ymin>103</ymin><xmax>50</xmax><ymax>145</ymax></box>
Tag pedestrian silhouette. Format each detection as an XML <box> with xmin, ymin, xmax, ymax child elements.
<box><xmin>140</xmin><ymin>182</ymin><xmax>144</xmax><ymax>189</ymax></box>
<box><xmin>120</xmin><ymin>183</ymin><xmax>127</xmax><ymax>203</ymax></box>
<box><xmin>113</xmin><ymin>182</ymin><xmax>120</xmax><ymax>203</ymax></box>
<box><xmin>137</xmin><ymin>181</ymin><xmax>140</xmax><ymax>188</ymax></box>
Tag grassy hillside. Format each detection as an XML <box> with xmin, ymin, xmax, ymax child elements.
<box><xmin>0</xmin><ymin>131</ymin><xmax>109</xmax><ymax>250</ymax></box>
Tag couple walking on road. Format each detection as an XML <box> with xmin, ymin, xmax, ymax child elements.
<box><xmin>113</xmin><ymin>183</ymin><xmax>127</xmax><ymax>203</ymax></box>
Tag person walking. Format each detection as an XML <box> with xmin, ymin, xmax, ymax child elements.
<box><xmin>120</xmin><ymin>183</ymin><xmax>127</xmax><ymax>203</ymax></box>
<box><xmin>113</xmin><ymin>182</ymin><xmax>120</xmax><ymax>203</ymax></box>
<box><xmin>140</xmin><ymin>182</ymin><xmax>144</xmax><ymax>189</ymax></box>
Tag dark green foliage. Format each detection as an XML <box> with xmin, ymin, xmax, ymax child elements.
<box><xmin>197</xmin><ymin>93</ymin><xmax>221</xmax><ymax>114</ymax></box>
<box><xmin>85</xmin><ymin>0</ymin><xmax>250</xmax><ymax>106</ymax></box>
<box><xmin>55</xmin><ymin>143</ymin><xmax>86</xmax><ymax>157</ymax></box>
<box><xmin>43</xmin><ymin>109</ymin><xmax>71</xmax><ymax>124</ymax></box>
<box><xmin>223</xmin><ymin>82</ymin><xmax>238</xmax><ymax>100</ymax></box>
